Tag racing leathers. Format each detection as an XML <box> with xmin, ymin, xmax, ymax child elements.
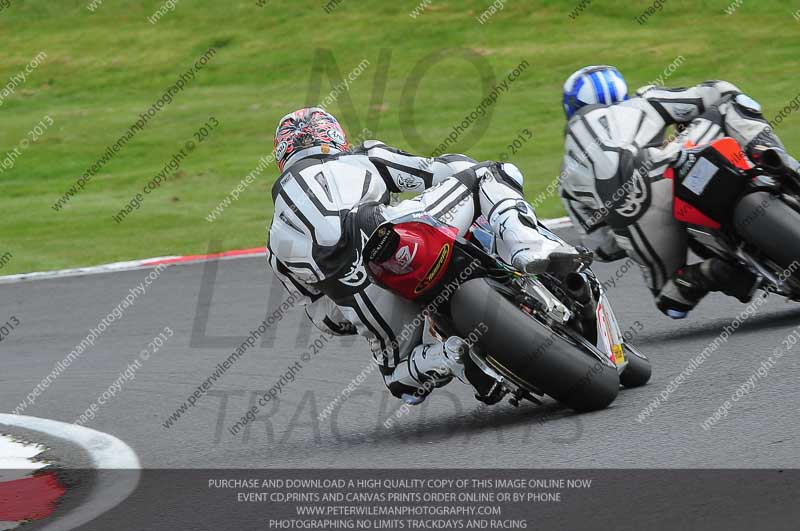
<box><xmin>267</xmin><ymin>141</ymin><xmax>574</xmax><ymax>402</ymax></box>
<box><xmin>559</xmin><ymin>80</ymin><xmax>787</xmax><ymax>316</ymax></box>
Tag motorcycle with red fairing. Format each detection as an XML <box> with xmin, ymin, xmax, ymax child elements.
<box><xmin>363</xmin><ymin>212</ymin><xmax>651</xmax><ymax>412</ymax></box>
<box><xmin>669</xmin><ymin>137</ymin><xmax>800</xmax><ymax>299</ymax></box>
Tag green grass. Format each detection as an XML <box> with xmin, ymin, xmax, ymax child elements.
<box><xmin>1</xmin><ymin>0</ymin><xmax>799</xmax><ymax>274</ymax></box>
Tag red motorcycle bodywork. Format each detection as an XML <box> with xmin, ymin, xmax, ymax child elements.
<box><xmin>670</xmin><ymin>137</ymin><xmax>753</xmax><ymax>229</ymax></box>
<box><xmin>367</xmin><ymin>221</ymin><xmax>458</xmax><ymax>301</ymax></box>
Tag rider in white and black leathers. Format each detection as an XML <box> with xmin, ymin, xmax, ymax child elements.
<box><xmin>558</xmin><ymin>65</ymin><xmax>795</xmax><ymax>318</ymax></box>
<box><xmin>267</xmin><ymin>107</ymin><xmax>582</xmax><ymax>404</ymax></box>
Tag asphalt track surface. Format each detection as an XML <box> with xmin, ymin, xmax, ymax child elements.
<box><xmin>2</xmin><ymin>228</ymin><xmax>800</xmax><ymax>470</ymax></box>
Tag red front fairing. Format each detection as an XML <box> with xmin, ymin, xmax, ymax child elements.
<box><xmin>366</xmin><ymin>221</ymin><xmax>458</xmax><ymax>301</ymax></box>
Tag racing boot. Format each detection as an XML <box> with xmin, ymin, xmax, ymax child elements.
<box><xmin>387</xmin><ymin>337</ymin><xmax>467</xmax><ymax>405</ymax></box>
<box><xmin>704</xmin><ymin>257</ymin><xmax>759</xmax><ymax>303</ymax></box>
<box><xmin>656</xmin><ymin>270</ymin><xmax>707</xmax><ymax>320</ymax></box>
<box><xmin>488</xmin><ymin>199</ymin><xmax>590</xmax><ymax>275</ymax></box>
<box><xmin>657</xmin><ymin>258</ymin><xmax>758</xmax><ymax>319</ymax></box>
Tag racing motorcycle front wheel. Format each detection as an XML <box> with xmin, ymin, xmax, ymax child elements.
<box><xmin>450</xmin><ymin>278</ymin><xmax>620</xmax><ymax>412</ymax></box>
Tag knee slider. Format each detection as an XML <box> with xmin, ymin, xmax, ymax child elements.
<box><xmin>387</xmin><ymin>380</ymin><xmax>427</xmax><ymax>400</ymax></box>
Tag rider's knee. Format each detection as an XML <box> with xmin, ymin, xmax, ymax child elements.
<box><xmin>491</xmin><ymin>162</ymin><xmax>524</xmax><ymax>194</ymax></box>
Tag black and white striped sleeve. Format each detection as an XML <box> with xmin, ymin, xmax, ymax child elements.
<box><xmin>355</xmin><ymin>140</ymin><xmax>477</xmax><ymax>194</ymax></box>
<box><xmin>305</xmin><ymin>297</ymin><xmax>357</xmax><ymax>336</ymax></box>
<box><xmin>638</xmin><ymin>80</ymin><xmax>741</xmax><ymax>125</ymax></box>
<box><xmin>267</xmin><ymin>243</ymin><xmax>357</xmax><ymax>335</ymax></box>
<box><xmin>266</xmin><ymin>242</ymin><xmax>322</xmax><ymax>306</ymax></box>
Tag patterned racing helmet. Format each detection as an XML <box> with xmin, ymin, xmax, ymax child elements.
<box><xmin>274</xmin><ymin>107</ymin><xmax>349</xmax><ymax>171</ymax></box>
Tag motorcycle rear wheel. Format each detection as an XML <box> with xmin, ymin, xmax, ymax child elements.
<box><xmin>734</xmin><ymin>192</ymin><xmax>800</xmax><ymax>282</ymax></box>
<box><xmin>450</xmin><ymin>278</ymin><xmax>620</xmax><ymax>412</ymax></box>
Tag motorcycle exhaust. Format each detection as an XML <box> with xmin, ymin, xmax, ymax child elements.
<box><xmin>564</xmin><ymin>272</ymin><xmax>596</xmax><ymax>320</ymax></box>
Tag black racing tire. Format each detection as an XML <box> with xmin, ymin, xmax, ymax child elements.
<box><xmin>450</xmin><ymin>278</ymin><xmax>619</xmax><ymax>412</ymax></box>
<box><xmin>733</xmin><ymin>192</ymin><xmax>800</xmax><ymax>278</ymax></box>
<box><xmin>620</xmin><ymin>343</ymin><xmax>651</xmax><ymax>388</ymax></box>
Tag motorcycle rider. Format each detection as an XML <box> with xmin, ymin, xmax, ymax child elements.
<box><xmin>267</xmin><ymin>107</ymin><xmax>584</xmax><ymax>404</ymax></box>
<box><xmin>558</xmin><ymin>65</ymin><xmax>793</xmax><ymax>318</ymax></box>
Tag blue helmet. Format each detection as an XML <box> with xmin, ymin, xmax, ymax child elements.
<box><xmin>563</xmin><ymin>65</ymin><xmax>628</xmax><ymax>119</ymax></box>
